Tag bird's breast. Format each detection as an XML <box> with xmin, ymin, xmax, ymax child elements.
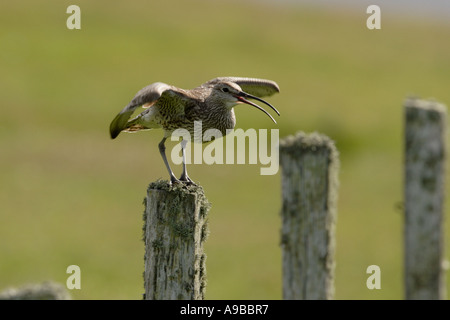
<box><xmin>151</xmin><ymin>97</ymin><xmax>237</xmax><ymax>141</ymax></box>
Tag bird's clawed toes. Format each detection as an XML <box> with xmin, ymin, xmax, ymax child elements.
<box><xmin>179</xmin><ymin>174</ymin><xmax>197</xmax><ymax>186</ymax></box>
<box><xmin>169</xmin><ymin>176</ymin><xmax>182</xmax><ymax>185</ymax></box>
<box><xmin>169</xmin><ymin>175</ymin><xmax>197</xmax><ymax>186</ymax></box>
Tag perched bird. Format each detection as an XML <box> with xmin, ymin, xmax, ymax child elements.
<box><xmin>110</xmin><ymin>77</ymin><xmax>280</xmax><ymax>184</ymax></box>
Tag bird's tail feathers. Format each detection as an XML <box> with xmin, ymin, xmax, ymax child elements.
<box><xmin>123</xmin><ymin>125</ymin><xmax>151</xmax><ymax>133</ymax></box>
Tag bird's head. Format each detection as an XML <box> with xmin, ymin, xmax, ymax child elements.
<box><xmin>212</xmin><ymin>82</ymin><xmax>280</xmax><ymax>124</ymax></box>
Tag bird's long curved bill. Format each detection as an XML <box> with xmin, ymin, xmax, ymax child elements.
<box><xmin>236</xmin><ymin>91</ymin><xmax>280</xmax><ymax>124</ymax></box>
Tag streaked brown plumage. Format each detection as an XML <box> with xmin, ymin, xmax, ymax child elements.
<box><xmin>110</xmin><ymin>76</ymin><xmax>280</xmax><ymax>184</ymax></box>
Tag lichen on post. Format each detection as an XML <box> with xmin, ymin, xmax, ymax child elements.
<box><xmin>143</xmin><ymin>180</ymin><xmax>210</xmax><ymax>300</ymax></box>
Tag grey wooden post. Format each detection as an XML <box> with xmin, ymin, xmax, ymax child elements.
<box><xmin>143</xmin><ymin>180</ymin><xmax>210</xmax><ymax>300</ymax></box>
<box><xmin>279</xmin><ymin>132</ymin><xmax>339</xmax><ymax>300</ymax></box>
<box><xmin>404</xmin><ymin>98</ymin><xmax>447</xmax><ymax>300</ymax></box>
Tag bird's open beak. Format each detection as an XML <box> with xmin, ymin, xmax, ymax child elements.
<box><xmin>236</xmin><ymin>91</ymin><xmax>280</xmax><ymax>124</ymax></box>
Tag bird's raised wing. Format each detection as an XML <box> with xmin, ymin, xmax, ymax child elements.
<box><xmin>203</xmin><ymin>77</ymin><xmax>280</xmax><ymax>98</ymax></box>
<box><xmin>109</xmin><ymin>82</ymin><xmax>174</xmax><ymax>139</ymax></box>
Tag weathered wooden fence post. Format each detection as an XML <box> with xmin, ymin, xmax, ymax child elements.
<box><xmin>404</xmin><ymin>98</ymin><xmax>447</xmax><ymax>300</ymax></box>
<box><xmin>143</xmin><ymin>180</ymin><xmax>210</xmax><ymax>300</ymax></box>
<box><xmin>279</xmin><ymin>132</ymin><xmax>339</xmax><ymax>300</ymax></box>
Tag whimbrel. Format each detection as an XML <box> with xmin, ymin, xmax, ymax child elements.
<box><xmin>109</xmin><ymin>77</ymin><xmax>280</xmax><ymax>184</ymax></box>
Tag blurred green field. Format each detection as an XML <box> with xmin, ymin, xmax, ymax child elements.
<box><xmin>1</xmin><ymin>0</ymin><xmax>450</xmax><ymax>299</ymax></box>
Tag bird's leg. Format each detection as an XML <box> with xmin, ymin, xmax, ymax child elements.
<box><xmin>179</xmin><ymin>139</ymin><xmax>196</xmax><ymax>185</ymax></box>
<box><xmin>158</xmin><ymin>137</ymin><xmax>180</xmax><ymax>185</ymax></box>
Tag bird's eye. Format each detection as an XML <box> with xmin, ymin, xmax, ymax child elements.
<box><xmin>221</xmin><ymin>87</ymin><xmax>229</xmax><ymax>93</ymax></box>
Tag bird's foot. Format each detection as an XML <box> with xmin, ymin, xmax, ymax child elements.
<box><xmin>169</xmin><ymin>176</ymin><xmax>182</xmax><ymax>185</ymax></box>
<box><xmin>179</xmin><ymin>174</ymin><xmax>197</xmax><ymax>186</ymax></box>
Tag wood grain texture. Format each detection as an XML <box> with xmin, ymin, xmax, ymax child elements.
<box><xmin>280</xmin><ymin>132</ymin><xmax>339</xmax><ymax>300</ymax></box>
<box><xmin>143</xmin><ymin>180</ymin><xmax>210</xmax><ymax>300</ymax></box>
<box><xmin>404</xmin><ymin>98</ymin><xmax>447</xmax><ymax>300</ymax></box>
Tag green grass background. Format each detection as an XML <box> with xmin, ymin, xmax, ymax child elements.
<box><xmin>1</xmin><ymin>0</ymin><xmax>450</xmax><ymax>299</ymax></box>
